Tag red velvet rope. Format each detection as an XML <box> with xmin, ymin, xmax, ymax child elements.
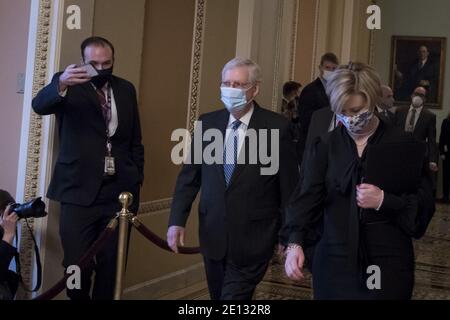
<box><xmin>31</xmin><ymin>216</ymin><xmax>199</xmax><ymax>300</ymax></box>
<box><xmin>32</xmin><ymin>219</ymin><xmax>118</xmax><ymax>300</ymax></box>
<box><xmin>131</xmin><ymin>217</ymin><xmax>201</xmax><ymax>254</ymax></box>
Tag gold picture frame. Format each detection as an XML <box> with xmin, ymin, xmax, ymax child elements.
<box><xmin>390</xmin><ymin>35</ymin><xmax>447</xmax><ymax>109</ymax></box>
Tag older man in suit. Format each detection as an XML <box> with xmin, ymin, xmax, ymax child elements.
<box><xmin>395</xmin><ymin>86</ymin><xmax>438</xmax><ymax>173</ymax></box>
<box><xmin>377</xmin><ymin>85</ymin><xmax>396</xmax><ymax>125</ymax></box>
<box><xmin>32</xmin><ymin>37</ymin><xmax>144</xmax><ymax>300</ymax></box>
<box><xmin>167</xmin><ymin>58</ymin><xmax>298</xmax><ymax>300</ymax></box>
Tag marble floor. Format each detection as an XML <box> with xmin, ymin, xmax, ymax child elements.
<box><xmin>160</xmin><ymin>203</ymin><xmax>450</xmax><ymax>300</ymax></box>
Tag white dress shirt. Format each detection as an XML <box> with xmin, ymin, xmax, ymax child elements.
<box><xmin>225</xmin><ymin>106</ymin><xmax>254</xmax><ymax>156</ymax></box>
<box><xmin>405</xmin><ymin>105</ymin><xmax>423</xmax><ymax>132</ymax></box>
<box><xmin>59</xmin><ymin>83</ymin><xmax>118</xmax><ymax>137</ymax></box>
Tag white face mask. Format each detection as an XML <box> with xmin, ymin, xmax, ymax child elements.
<box><xmin>221</xmin><ymin>86</ymin><xmax>253</xmax><ymax>113</ymax></box>
<box><xmin>322</xmin><ymin>70</ymin><xmax>334</xmax><ymax>82</ymax></box>
<box><xmin>412</xmin><ymin>96</ymin><xmax>424</xmax><ymax>108</ymax></box>
<box><xmin>336</xmin><ymin>109</ymin><xmax>374</xmax><ymax>134</ymax></box>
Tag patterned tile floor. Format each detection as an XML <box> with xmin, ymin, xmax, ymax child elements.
<box><xmin>162</xmin><ymin>203</ymin><xmax>450</xmax><ymax>300</ymax></box>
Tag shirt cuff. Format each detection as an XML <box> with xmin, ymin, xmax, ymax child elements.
<box><xmin>375</xmin><ymin>190</ymin><xmax>384</xmax><ymax>211</ymax></box>
<box><xmin>59</xmin><ymin>88</ymin><xmax>68</xmax><ymax>97</ymax></box>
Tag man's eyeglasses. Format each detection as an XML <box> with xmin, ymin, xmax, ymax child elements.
<box><xmin>221</xmin><ymin>81</ymin><xmax>253</xmax><ymax>90</ymax></box>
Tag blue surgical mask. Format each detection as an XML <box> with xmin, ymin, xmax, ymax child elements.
<box><xmin>221</xmin><ymin>87</ymin><xmax>253</xmax><ymax>113</ymax></box>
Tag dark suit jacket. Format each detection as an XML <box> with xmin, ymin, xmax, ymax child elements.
<box><xmin>32</xmin><ymin>73</ymin><xmax>144</xmax><ymax>207</ymax></box>
<box><xmin>296</xmin><ymin>78</ymin><xmax>330</xmax><ymax>162</ymax></box>
<box><xmin>305</xmin><ymin>107</ymin><xmax>334</xmax><ymax>150</ymax></box>
<box><xmin>439</xmin><ymin>118</ymin><xmax>450</xmax><ymax>156</ymax></box>
<box><xmin>395</xmin><ymin>106</ymin><xmax>438</xmax><ymax>163</ymax></box>
<box><xmin>407</xmin><ymin>59</ymin><xmax>438</xmax><ymax>101</ymax></box>
<box><xmin>376</xmin><ymin>109</ymin><xmax>396</xmax><ymax>125</ymax></box>
<box><xmin>169</xmin><ymin>104</ymin><xmax>299</xmax><ymax>266</ymax></box>
<box><xmin>297</xmin><ymin>77</ymin><xmax>330</xmax><ymax>135</ymax></box>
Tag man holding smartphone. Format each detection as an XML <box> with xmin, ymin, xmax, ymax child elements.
<box><xmin>32</xmin><ymin>37</ymin><xmax>144</xmax><ymax>300</ymax></box>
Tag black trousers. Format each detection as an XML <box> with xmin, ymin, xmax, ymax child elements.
<box><xmin>59</xmin><ymin>201</ymin><xmax>121</xmax><ymax>300</ymax></box>
<box><xmin>443</xmin><ymin>158</ymin><xmax>450</xmax><ymax>199</ymax></box>
<box><xmin>203</xmin><ymin>256</ymin><xmax>269</xmax><ymax>300</ymax></box>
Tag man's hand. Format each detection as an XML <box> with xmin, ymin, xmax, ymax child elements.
<box><xmin>429</xmin><ymin>162</ymin><xmax>439</xmax><ymax>172</ymax></box>
<box><xmin>285</xmin><ymin>245</ymin><xmax>305</xmax><ymax>283</ymax></box>
<box><xmin>356</xmin><ymin>184</ymin><xmax>383</xmax><ymax>209</ymax></box>
<box><xmin>0</xmin><ymin>205</ymin><xmax>18</xmax><ymax>245</ymax></box>
<box><xmin>167</xmin><ymin>226</ymin><xmax>185</xmax><ymax>254</ymax></box>
<box><xmin>59</xmin><ymin>64</ymin><xmax>92</xmax><ymax>92</ymax></box>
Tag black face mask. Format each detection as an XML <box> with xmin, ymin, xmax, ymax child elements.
<box><xmin>91</xmin><ymin>67</ymin><xmax>113</xmax><ymax>88</ymax></box>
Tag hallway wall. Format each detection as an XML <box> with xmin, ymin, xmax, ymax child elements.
<box><xmin>0</xmin><ymin>0</ymin><xmax>31</xmax><ymax>197</ymax></box>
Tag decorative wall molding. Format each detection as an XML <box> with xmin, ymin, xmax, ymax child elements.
<box><xmin>270</xmin><ymin>0</ymin><xmax>285</xmax><ymax>112</ymax></box>
<box><xmin>341</xmin><ymin>0</ymin><xmax>355</xmax><ymax>63</ymax></box>
<box><xmin>16</xmin><ymin>0</ymin><xmax>53</xmax><ymax>300</ymax></box>
<box><xmin>186</xmin><ymin>0</ymin><xmax>207</xmax><ymax>134</ymax></box>
<box><xmin>289</xmin><ymin>0</ymin><xmax>300</xmax><ymax>80</ymax></box>
<box><xmin>138</xmin><ymin>198</ymin><xmax>173</xmax><ymax>216</ymax></box>
<box><xmin>123</xmin><ymin>262</ymin><xmax>206</xmax><ymax>300</ymax></box>
<box><xmin>311</xmin><ymin>0</ymin><xmax>321</xmax><ymax>81</ymax></box>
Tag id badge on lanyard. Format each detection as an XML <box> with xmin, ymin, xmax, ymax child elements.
<box><xmin>104</xmin><ymin>140</ymin><xmax>116</xmax><ymax>176</ymax></box>
<box><xmin>103</xmin><ymin>86</ymin><xmax>116</xmax><ymax>176</ymax></box>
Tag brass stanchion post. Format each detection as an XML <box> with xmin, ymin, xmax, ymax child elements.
<box><xmin>114</xmin><ymin>192</ymin><xmax>133</xmax><ymax>300</ymax></box>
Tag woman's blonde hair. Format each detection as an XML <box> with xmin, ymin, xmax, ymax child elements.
<box><xmin>326</xmin><ymin>62</ymin><xmax>382</xmax><ymax>114</ymax></box>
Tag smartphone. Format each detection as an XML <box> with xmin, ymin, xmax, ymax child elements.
<box><xmin>78</xmin><ymin>63</ymin><xmax>98</xmax><ymax>77</ymax></box>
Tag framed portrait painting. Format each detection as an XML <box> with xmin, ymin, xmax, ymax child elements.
<box><xmin>390</xmin><ymin>36</ymin><xmax>446</xmax><ymax>109</ymax></box>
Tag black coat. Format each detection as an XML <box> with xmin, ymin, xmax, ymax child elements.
<box><xmin>439</xmin><ymin>118</ymin><xmax>450</xmax><ymax>156</ymax></box>
<box><xmin>285</xmin><ymin>120</ymin><xmax>435</xmax><ymax>299</ymax></box>
<box><xmin>305</xmin><ymin>107</ymin><xmax>334</xmax><ymax>149</ymax></box>
<box><xmin>169</xmin><ymin>104</ymin><xmax>299</xmax><ymax>266</ymax></box>
<box><xmin>0</xmin><ymin>240</ymin><xmax>15</xmax><ymax>283</ymax></box>
<box><xmin>395</xmin><ymin>106</ymin><xmax>438</xmax><ymax>163</ymax></box>
<box><xmin>376</xmin><ymin>109</ymin><xmax>396</xmax><ymax>125</ymax></box>
<box><xmin>297</xmin><ymin>77</ymin><xmax>330</xmax><ymax>135</ymax></box>
<box><xmin>296</xmin><ymin>78</ymin><xmax>330</xmax><ymax>162</ymax></box>
<box><xmin>32</xmin><ymin>73</ymin><xmax>144</xmax><ymax>207</ymax></box>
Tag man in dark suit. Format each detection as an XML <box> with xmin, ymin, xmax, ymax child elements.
<box><xmin>395</xmin><ymin>86</ymin><xmax>438</xmax><ymax>174</ymax></box>
<box><xmin>396</xmin><ymin>45</ymin><xmax>439</xmax><ymax>102</ymax></box>
<box><xmin>439</xmin><ymin>114</ymin><xmax>450</xmax><ymax>202</ymax></box>
<box><xmin>377</xmin><ymin>85</ymin><xmax>396</xmax><ymax>125</ymax></box>
<box><xmin>297</xmin><ymin>52</ymin><xmax>339</xmax><ymax>163</ymax></box>
<box><xmin>32</xmin><ymin>37</ymin><xmax>144</xmax><ymax>300</ymax></box>
<box><xmin>167</xmin><ymin>58</ymin><xmax>298</xmax><ymax>300</ymax></box>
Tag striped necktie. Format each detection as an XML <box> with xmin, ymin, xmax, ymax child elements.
<box><xmin>407</xmin><ymin>109</ymin><xmax>416</xmax><ymax>132</ymax></box>
<box><xmin>223</xmin><ymin>120</ymin><xmax>242</xmax><ymax>186</ymax></box>
<box><xmin>96</xmin><ymin>85</ymin><xmax>111</xmax><ymax>125</ymax></box>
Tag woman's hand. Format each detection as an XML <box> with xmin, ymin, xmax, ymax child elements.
<box><xmin>285</xmin><ymin>244</ymin><xmax>305</xmax><ymax>283</ymax></box>
<box><xmin>356</xmin><ymin>183</ymin><xmax>384</xmax><ymax>210</ymax></box>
